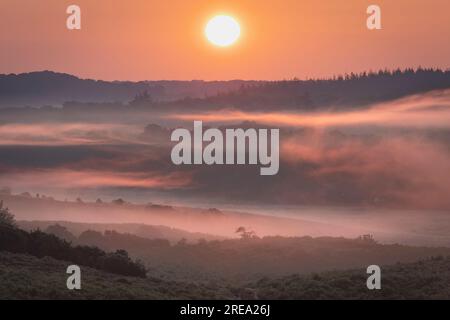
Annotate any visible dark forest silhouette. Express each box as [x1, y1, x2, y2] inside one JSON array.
[[0, 68, 449, 111]]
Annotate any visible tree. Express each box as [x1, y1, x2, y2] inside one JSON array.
[[129, 90, 153, 107], [0, 201, 16, 228], [235, 226, 258, 240], [357, 234, 377, 244]]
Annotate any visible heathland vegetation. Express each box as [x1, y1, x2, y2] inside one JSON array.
[[1, 203, 450, 299], [1, 251, 449, 299], [0, 201, 146, 278]]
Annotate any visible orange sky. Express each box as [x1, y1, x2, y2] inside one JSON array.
[[0, 0, 449, 80]]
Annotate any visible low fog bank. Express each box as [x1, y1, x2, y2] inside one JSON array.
[[1, 89, 449, 210], [1, 193, 449, 247], [0, 87, 449, 248]]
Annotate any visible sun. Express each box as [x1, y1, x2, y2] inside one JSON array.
[[205, 15, 241, 47]]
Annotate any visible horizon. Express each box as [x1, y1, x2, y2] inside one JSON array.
[[2, 67, 449, 83]]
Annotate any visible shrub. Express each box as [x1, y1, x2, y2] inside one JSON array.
[[0, 201, 16, 228], [0, 208, 146, 278]]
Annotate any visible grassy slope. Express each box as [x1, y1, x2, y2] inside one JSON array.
[[0, 252, 231, 300], [251, 256, 450, 300], [1, 251, 450, 300]]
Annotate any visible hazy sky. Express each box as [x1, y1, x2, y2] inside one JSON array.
[[0, 0, 449, 80]]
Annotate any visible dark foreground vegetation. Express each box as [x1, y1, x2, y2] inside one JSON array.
[[0, 252, 223, 300], [0, 202, 146, 278], [250, 255, 450, 300], [1, 251, 449, 300]]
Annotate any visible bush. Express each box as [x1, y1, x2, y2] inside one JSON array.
[[0, 225, 28, 253], [0, 209, 146, 278], [0, 201, 16, 228], [100, 250, 147, 278]]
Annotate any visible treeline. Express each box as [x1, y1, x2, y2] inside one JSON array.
[[6, 68, 448, 114], [45, 223, 450, 282], [0, 202, 146, 278], [183, 68, 450, 110], [101, 67, 449, 111]]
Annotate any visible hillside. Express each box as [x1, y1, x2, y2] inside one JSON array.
[[1, 251, 449, 299], [18, 220, 225, 244], [0, 193, 352, 240], [0, 71, 255, 108], [28, 222, 450, 283], [85, 234, 450, 282], [250, 256, 450, 300], [0, 252, 228, 300]]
